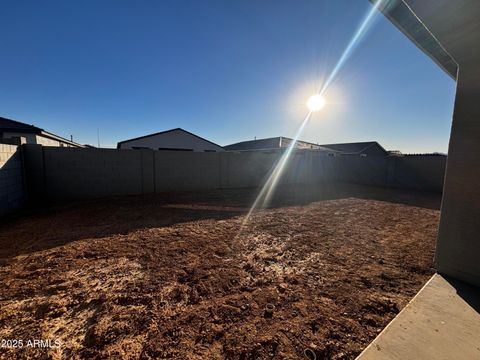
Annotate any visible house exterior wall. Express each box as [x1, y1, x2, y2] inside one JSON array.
[[436, 70, 480, 286], [388, 0, 480, 287], [36, 135, 63, 147], [37, 135, 64, 147], [2, 131, 78, 147], [118, 130, 224, 152], [0, 144, 25, 216], [3, 132, 37, 144]]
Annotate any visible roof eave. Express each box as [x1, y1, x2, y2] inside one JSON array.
[[369, 0, 458, 80], [40, 130, 85, 147]]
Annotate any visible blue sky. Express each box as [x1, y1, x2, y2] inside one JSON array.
[[0, 0, 456, 152]]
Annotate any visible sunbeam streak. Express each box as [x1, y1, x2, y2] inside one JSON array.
[[240, 0, 384, 231], [242, 111, 313, 227], [319, 0, 383, 95]]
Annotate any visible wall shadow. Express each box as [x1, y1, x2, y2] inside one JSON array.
[[443, 275, 480, 314], [0, 146, 25, 217], [0, 182, 442, 262]]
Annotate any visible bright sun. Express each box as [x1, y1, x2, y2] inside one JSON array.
[[306, 94, 326, 112]]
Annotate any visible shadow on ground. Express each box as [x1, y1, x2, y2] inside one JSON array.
[[0, 182, 441, 359], [0, 182, 441, 261], [443, 275, 480, 314]]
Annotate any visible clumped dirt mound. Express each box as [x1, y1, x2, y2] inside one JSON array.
[[0, 188, 439, 359]]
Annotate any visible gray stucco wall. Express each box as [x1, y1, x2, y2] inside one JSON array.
[[21, 146, 446, 203], [0, 144, 25, 216]]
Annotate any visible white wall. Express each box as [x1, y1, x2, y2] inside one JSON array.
[[118, 129, 224, 152]]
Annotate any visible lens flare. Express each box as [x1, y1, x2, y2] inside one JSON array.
[[319, 0, 383, 95], [307, 94, 326, 112], [241, 110, 313, 228], [238, 0, 384, 234]]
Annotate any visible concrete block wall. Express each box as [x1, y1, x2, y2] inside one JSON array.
[[334, 155, 446, 192], [154, 151, 222, 191], [0, 144, 25, 216], [221, 151, 279, 188], [21, 145, 447, 203], [22, 144, 46, 202], [22, 145, 146, 201], [282, 152, 312, 184], [44, 147, 144, 200], [391, 156, 446, 192], [140, 149, 155, 193], [335, 156, 390, 187]]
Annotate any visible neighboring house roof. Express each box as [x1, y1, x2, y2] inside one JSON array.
[[224, 136, 337, 152], [0, 116, 43, 133], [0, 116, 84, 147], [320, 141, 388, 155], [404, 152, 447, 157], [224, 137, 282, 151], [116, 128, 224, 150]]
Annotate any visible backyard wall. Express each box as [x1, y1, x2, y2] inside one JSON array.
[[389, 155, 447, 192], [23, 145, 145, 201], [0, 144, 25, 216], [21, 145, 446, 202], [334, 155, 447, 192]]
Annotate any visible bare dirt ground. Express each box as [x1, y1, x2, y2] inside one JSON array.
[[0, 184, 440, 359]]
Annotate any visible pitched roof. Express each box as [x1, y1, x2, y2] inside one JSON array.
[[0, 116, 43, 133], [224, 137, 282, 151], [116, 128, 224, 150], [320, 141, 388, 155], [224, 136, 336, 152]]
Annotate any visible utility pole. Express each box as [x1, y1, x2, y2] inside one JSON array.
[[97, 128, 100, 148]]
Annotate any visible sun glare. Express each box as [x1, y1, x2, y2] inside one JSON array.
[[307, 94, 326, 112]]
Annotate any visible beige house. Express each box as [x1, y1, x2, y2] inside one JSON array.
[[117, 128, 224, 152], [0, 116, 84, 147]]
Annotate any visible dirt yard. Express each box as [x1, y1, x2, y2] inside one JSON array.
[[0, 184, 440, 359]]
